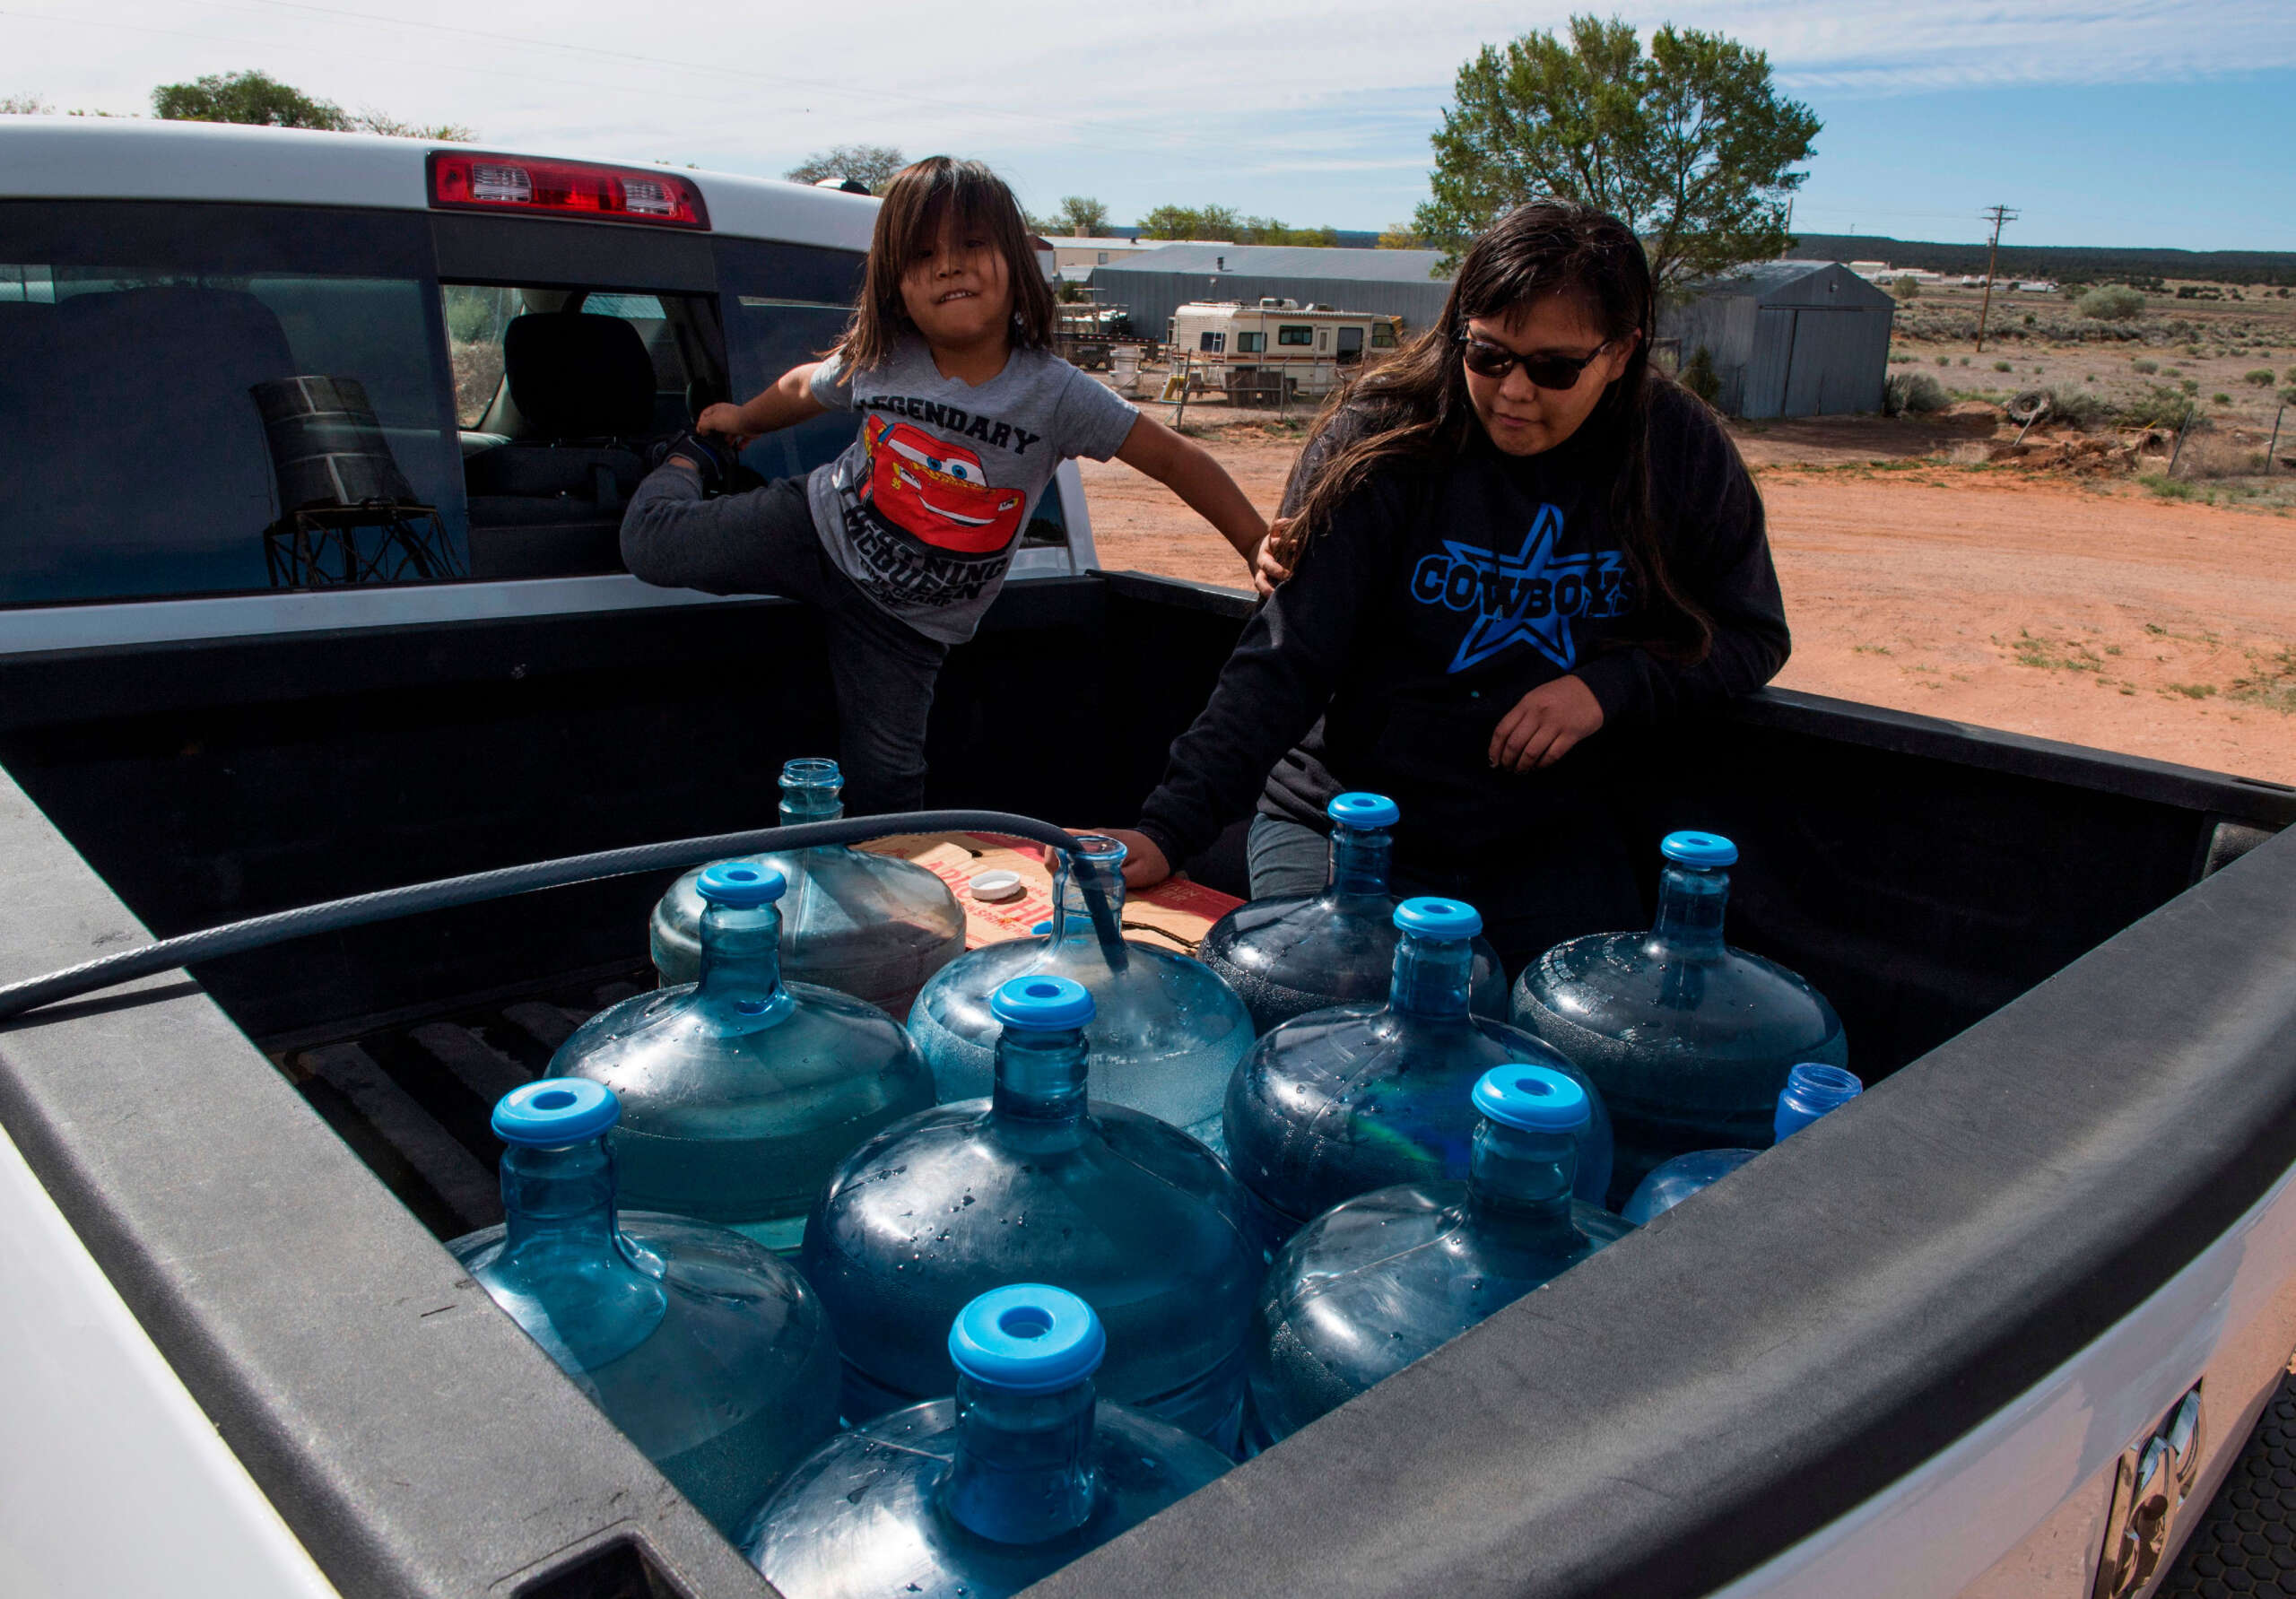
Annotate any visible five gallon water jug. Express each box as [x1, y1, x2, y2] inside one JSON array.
[[1223, 897, 1613, 1236], [1622, 1062, 1864, 1223], [448, 1079, 840, 1537], [908, 833, 1252, 1148], [743, 1285, 1230, 1599], [803, 974, 1259, 1448], [650, 757, 965, 1014], [558, 861, 935, 1250], [1249, 1065, 1631, 1443], [1510, 830, 1850, 1203], [1197, 792, 1508, 1034]]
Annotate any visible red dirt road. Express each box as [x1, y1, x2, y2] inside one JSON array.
[[1078, 434, 2296, 786]]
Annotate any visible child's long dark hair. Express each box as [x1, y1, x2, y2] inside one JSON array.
[[839, 156, 1056, 372], [1287, 199, 1713, 662]]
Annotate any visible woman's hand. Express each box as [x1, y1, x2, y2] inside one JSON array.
[[1489, 674, 1605, 771], [1252, 516, 1298, 596], [1078, 828, 1172, 890]]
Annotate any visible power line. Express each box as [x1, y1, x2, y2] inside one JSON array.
[[1973, 203, 2019, 353]]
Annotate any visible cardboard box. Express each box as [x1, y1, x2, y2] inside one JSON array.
[[860, 831, 1241, 953]]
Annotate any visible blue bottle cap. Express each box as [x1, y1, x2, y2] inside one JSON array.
[[1472, 1065, 1590, 1133], [1660, 830, 1738, 868], [1327, 791, 1400, 830], [949, 1284, 1107, 1394], [697, 860, 787, 908], [1394, 895, 1482, 941], [492, 1078, 619, 1146], [989, 974, 1095, 1030]]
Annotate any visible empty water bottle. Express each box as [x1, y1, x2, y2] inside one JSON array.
[[742, 1285, 1230, 1599], [909, 833, 1251, 1148], [448, 1079, 840, 1538], [558, 860, 935, 1251], [1511, 831, 1850, 1204], [650, 757, 965, 1014], [1223, 897, 1613, 1236], [803, 974, 1259, 1448], [1197, 793, 1507, 1034], [1622, 1062, 1864, 1223], [1250, 1065, 1631, 1442]]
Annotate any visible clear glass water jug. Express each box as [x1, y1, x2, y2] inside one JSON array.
[[1223, 896, 1614, 1237], [447, 1079, 840, 1537], [650, 757, 965, 1015], [1622, 1061, 1864, 1223], [1196, 792, 1507, 1033], [1510, 830, 1850, 1204], [803, 974, 1259, 1450], [558, 859, 935, 1250], [1249, 1065, 1631, 1442], [741, 1284, 1231, 1599], [908, 833, 1252, 1148]]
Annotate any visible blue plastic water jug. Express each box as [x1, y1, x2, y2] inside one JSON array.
[[1248, 1065, 1631, 1443], [803, 974, 1259, 1449], [1196, 792, 1508, 1033], [742, 1284, 1231, 1599], [447, 1079, 840, 1537], [1622, 1062, 1864, 1223], [650, 758, 965, 1014], [1510, 831, 1850, 1204], [558, 860, 935, 1250], [908, 833, 1251, 1149], [1223, 897, 1613, 1236]]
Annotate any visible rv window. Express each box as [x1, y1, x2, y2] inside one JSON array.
[[1236, 332, 1265, 354], [1277, 325, 1314, 346], [1370, 322, 1397, 348], [1317, 329, 1328, 351], [0, 202, 465, 604], [1198, 330, 1225, 353], [1097, 252, 1109, 265]]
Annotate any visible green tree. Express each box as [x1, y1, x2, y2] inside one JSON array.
[[1891, 274, 1921, 300], [1378, 221, 1428, 249], [785, 143, 908, 194], [1044, 196, 1110, 236], [153, 70, 351, 129], [1138, 204, 1239, 240], [1413, 15, 1820, 288], [0, 93, 52, 115]]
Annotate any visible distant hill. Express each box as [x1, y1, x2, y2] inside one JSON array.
[[1787, 232, 2296, 286]]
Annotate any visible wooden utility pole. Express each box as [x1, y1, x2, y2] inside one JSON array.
[[1973, 204, 2019, 353]]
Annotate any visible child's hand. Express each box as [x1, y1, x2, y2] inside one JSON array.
[[1253, 517, 1298, 596], [697, 402, 752, 444], [1488, 675, 1605, 771]]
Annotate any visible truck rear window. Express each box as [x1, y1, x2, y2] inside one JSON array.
[[0, 203, 465, 605]]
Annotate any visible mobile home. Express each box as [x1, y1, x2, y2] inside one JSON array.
[[1168, 299, 1402, 403]]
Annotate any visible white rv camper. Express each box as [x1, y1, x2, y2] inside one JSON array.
[[1167, 299, 1403, 404]]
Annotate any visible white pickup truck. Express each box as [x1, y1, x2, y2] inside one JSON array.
[[2, 116, 2293, 1599]]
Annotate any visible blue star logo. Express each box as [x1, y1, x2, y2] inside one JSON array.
[[1409, 505, 1629, 673]]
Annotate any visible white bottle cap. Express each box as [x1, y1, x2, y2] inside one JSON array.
[[970, 869, 1025, 902]]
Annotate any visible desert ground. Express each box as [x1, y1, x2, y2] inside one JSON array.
[[1078, 404, 2296, 786]]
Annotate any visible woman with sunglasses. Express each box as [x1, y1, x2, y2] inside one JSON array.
[[1100, 199, 1791, 974]]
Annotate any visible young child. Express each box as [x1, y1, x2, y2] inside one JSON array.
[[621, 155, 1272, 814]]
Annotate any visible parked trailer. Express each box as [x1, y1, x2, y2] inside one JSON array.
[[4, 116, 2296, 1599], [1168, 299, 1402, 404]]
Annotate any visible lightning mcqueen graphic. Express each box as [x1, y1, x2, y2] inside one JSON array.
[[857, 415, 1028, 553]]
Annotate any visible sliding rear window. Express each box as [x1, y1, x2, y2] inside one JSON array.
[[0, 202, 465, 606]]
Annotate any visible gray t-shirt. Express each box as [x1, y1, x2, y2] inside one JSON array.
[[804, 337, 1139, 643]]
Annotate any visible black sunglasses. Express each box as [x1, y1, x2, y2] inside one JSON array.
[[1457, 334, 1612, 389]]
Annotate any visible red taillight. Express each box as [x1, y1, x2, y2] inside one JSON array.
[[427, 152, 710, 230]]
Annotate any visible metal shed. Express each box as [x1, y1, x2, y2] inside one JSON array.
[[1659, 260, 1896, 418], [1087, 244, 1452, 341]]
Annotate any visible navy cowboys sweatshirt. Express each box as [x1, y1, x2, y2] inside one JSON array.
[[1135, 384, 1790, 870]]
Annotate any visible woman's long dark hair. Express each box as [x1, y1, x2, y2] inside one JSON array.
[[1286, 199, 1713, 662], [839, 156, 1056, 372]]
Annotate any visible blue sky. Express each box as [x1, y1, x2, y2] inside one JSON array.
[[3, 0, 2289, 252]]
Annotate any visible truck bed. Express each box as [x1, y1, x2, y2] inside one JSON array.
[[3, 569, 2292, 1597]]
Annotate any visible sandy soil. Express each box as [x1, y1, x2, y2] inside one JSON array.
[[1079, 421, 2296, 786]]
